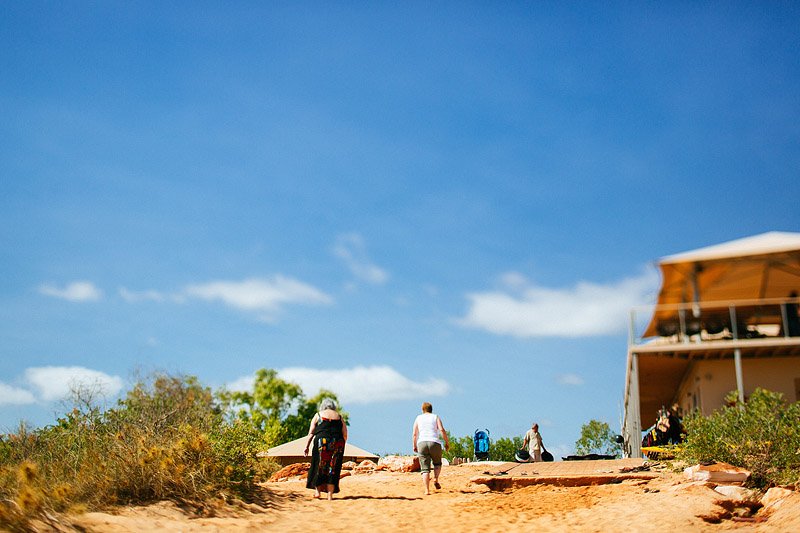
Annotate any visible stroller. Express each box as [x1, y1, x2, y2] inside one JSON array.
[[474, 428, 490, 461]]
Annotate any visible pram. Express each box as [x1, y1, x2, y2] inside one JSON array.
[[474, 428, 490, 461]]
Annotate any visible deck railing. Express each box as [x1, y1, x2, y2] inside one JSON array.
[[628, 296, 800, 347]]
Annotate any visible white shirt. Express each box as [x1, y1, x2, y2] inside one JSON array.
[[415, 412, 444, 446]]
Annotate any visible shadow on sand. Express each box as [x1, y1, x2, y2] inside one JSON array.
[[336, 495, 423, 501]]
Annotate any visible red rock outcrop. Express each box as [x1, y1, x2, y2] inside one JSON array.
[[378, 455, 420, 472]]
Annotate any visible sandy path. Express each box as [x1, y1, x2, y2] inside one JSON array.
[[71, 463, 800, 532]]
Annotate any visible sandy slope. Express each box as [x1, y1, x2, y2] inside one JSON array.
[[69, 462, 800, 532]]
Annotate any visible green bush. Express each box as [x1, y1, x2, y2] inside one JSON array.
[[441, 432, 523, 462], [442, 432, 473, 462], [0, 373, 277, 531], [491, 436, 525, 462], [677, 388, 800, 487]]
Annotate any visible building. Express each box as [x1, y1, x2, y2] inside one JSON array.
[[258, 436, 379, 466], [622, 232, 800, 458]]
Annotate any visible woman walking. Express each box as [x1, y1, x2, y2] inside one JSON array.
[[412, 402, 449, 495], [304, 398, 347, 500]]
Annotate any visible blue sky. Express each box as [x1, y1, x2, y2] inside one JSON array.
[[2, 2, 799, 457]]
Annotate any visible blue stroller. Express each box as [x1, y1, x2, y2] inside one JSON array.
[[474, 428, 490, 461]]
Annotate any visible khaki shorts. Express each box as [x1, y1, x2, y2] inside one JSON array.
[[417, 441, 443, 473]]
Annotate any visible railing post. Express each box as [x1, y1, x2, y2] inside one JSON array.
[[729, 304, 745, 404], [729, 305, 738, 340], [679, 307, 688, 343], [781, 301, 790, 338]]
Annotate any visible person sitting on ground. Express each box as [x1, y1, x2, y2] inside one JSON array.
[[412, 402, 449, 496]]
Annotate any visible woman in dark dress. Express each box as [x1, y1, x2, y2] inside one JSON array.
[[303, 398, 347, 500]]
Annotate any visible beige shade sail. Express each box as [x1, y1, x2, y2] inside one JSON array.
[[643, 232, 800, 337], [259, 436, 378, 464]]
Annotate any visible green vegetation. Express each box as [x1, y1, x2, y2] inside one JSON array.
[[217, 368, 345, 444], [575, 419, 622, 456], [677, 388, 800, 488], [442, 431, 523, 462], [490, 436, 525, 462], [0, 369, 341, 530], [443, 432, 473, 462]]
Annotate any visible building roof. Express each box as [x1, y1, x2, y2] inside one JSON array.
[[264, 436, 378, 459], [643, 231, 800, 337], [660, 231, 800, 264]]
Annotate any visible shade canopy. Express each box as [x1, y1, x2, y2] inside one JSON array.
[[644, 232, 800, 337], [261, 436, 378, 465]]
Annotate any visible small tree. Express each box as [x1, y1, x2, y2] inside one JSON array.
[[218, 369, 303, 432], [575, 419, 621, 456], [217, 369, 345, 446], [282, 389, 347, 442]]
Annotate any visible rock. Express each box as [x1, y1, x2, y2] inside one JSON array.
[[378, 455, 420, 472], [355, 460, 377, 473], [668, 480, 716, 492], [697, 510, 732, 524], [341, 461, 358, 470], [714, 485, 758, 501], [684, 462, 750, 483], [761, 487, 795, 510], [269, 462, 310, 481]]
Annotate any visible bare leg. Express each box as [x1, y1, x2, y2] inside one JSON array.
[[421, 472, 431, 495], [433, 465, 442, 489], [327, 484, 334, 500]]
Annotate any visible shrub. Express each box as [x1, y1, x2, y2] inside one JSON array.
[[491, 436, 525, 462], [442, 432, 473, 462], [0, 373, 276, 531], [677, 388, 800, 487], [441, 432, 523, 462]]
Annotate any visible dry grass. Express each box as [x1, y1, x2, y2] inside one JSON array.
[[0, 374, 281, 531]]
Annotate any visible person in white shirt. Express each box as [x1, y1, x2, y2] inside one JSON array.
[[522, 422, 543, 462], [412, 402, 450, 495]]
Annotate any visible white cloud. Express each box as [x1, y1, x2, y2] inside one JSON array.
[[183, 276, 333, 316], [38, 281, 102, 302], [119, 287, 166, 302], [24, 366, 124, 402], [557, 373, 585, 386], [0, 383, 36, 406], [225, 374, 255, 392], [456, 268, 658, 338], [227, 366, 449, 405], [333, 233, 389, 285], [280, 366, 449, 404]]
